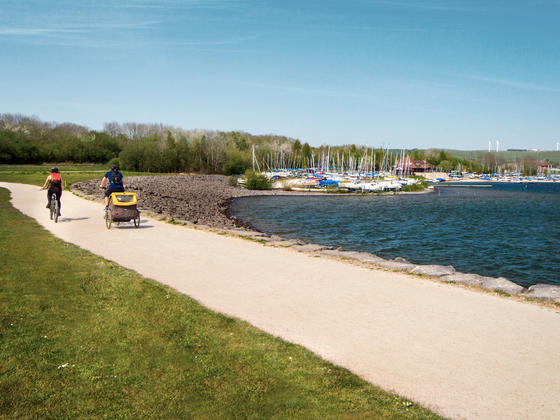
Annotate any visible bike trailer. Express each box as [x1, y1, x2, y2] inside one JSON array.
[[110, 192, 138, 207], [108, 192, 140, 225]]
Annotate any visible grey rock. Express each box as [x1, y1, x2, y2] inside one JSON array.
[[374, 260, 416, 271], [525, 284, 560, 302], [319, 249, 386, 265], [234, 231, 268, 239], [358, 255, 388, 265], [267, 240, 301, 247], [393, 257, 410, 263], [319, 249, 360, 259], [319, 249, 345, 258], [441, 273, 486, 287], [410, 265, 456, 277], [293, 244, 329, 252], [480, 277, 525, 296]]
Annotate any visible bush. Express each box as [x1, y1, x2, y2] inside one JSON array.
[[402, 181, 429, 192], [244, 170, 271, 190], [107, 157, 121, 168]]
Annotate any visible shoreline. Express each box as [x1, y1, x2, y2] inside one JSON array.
[[72, 175, 560, 305]]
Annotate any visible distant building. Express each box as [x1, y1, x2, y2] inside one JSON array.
[[411, 159, 436, 173], [507, 148, 528, 152], [537, 160, 552, 174], [395, 157, 436, 174]]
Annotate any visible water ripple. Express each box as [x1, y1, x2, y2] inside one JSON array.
[[230, 183, 560, 287]]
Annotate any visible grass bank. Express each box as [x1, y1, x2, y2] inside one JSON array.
[[0, 187, 444, 419], [0, 164, 169, 189]]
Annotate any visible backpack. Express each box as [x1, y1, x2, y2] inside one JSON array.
[[50, 173, 62, 187], [111, 171, 122, 185]]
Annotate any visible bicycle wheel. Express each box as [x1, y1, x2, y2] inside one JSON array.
[[133, 213, 140, 228], [50, 194, 56, 220], [105, 209, 112, 229], [53, 199, 59, 223]]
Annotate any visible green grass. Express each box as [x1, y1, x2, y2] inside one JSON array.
[[0, 187, 445, 419], [0, 164, 170, 189]]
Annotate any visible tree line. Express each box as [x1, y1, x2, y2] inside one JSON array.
[[0, 114, 552, 175], [0, 114, 300, 174]]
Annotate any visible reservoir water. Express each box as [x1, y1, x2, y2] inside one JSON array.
[[230, 183, 560, 288]]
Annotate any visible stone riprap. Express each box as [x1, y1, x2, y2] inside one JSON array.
[[525, 284, 560, 302], [442, 273, 526, 296], [292, 244, 330, 252], [441, 273, 486, 287], [374, 259, 417, 272], [410, 265, 456, 277], [480, 277, 526, 296]]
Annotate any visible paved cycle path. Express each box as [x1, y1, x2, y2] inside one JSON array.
[[3, 182, 560, 420]]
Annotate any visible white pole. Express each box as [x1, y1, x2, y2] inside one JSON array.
[[557, 142, 559, 151], [488, 140, 491, 153], [496, 140, 499, 153]]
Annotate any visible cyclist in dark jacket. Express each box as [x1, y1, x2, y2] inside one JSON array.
[[41, 167, 62, 216], [100, 164, 125, 210]]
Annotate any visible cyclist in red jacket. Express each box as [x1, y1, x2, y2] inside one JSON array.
[[41, 167, 62, 216]]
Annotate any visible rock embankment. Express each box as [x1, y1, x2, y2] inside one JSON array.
[[73, 175, 287, 230]]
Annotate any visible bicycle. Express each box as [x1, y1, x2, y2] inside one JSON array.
[[49, 192, 59, 223]]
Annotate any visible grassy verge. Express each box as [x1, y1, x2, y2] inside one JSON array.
[[0, 187, 444, 419], [0, 164, 170, 189]]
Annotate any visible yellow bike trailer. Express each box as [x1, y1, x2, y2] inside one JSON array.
[[105, 192, 140, 229]]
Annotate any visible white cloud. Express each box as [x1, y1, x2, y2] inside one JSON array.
[[367, 0, 479, 12], [459, 74, 560, 93], [0, 28, 87, 36]]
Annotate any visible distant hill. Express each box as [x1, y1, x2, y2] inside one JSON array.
[[444, 150, 560, 166]]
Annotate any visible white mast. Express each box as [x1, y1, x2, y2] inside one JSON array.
[[496, 140, 499, 153], [489, 140, 491, 153]]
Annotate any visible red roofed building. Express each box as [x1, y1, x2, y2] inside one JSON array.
[[537, 160, 552, 174], [394, 157, 436, 175]]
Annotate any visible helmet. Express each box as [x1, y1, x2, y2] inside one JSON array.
[[110, 164, 118, 171], [51, 167, 59, 173]]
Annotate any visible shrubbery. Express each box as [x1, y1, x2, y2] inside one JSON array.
[[244, 170, 271, 190], [402, 181, 429, 192]]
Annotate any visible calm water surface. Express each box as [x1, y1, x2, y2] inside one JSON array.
[[230, 183, 560, 287]]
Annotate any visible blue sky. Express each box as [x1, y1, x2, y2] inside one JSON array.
[[1, 0, 559, 149]]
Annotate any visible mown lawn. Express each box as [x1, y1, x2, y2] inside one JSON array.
[[0, 186, 445, 419], [0, 164, 169, 188]]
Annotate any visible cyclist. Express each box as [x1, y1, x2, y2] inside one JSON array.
[[41, 167, 62, 216], [100, 164, 124, 210]]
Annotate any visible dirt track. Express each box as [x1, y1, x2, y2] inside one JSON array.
[[3, 181, 560, 420]]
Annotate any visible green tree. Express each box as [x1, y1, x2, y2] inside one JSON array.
[[223, 152, 248, 175], [301, 142, 311, 167]]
